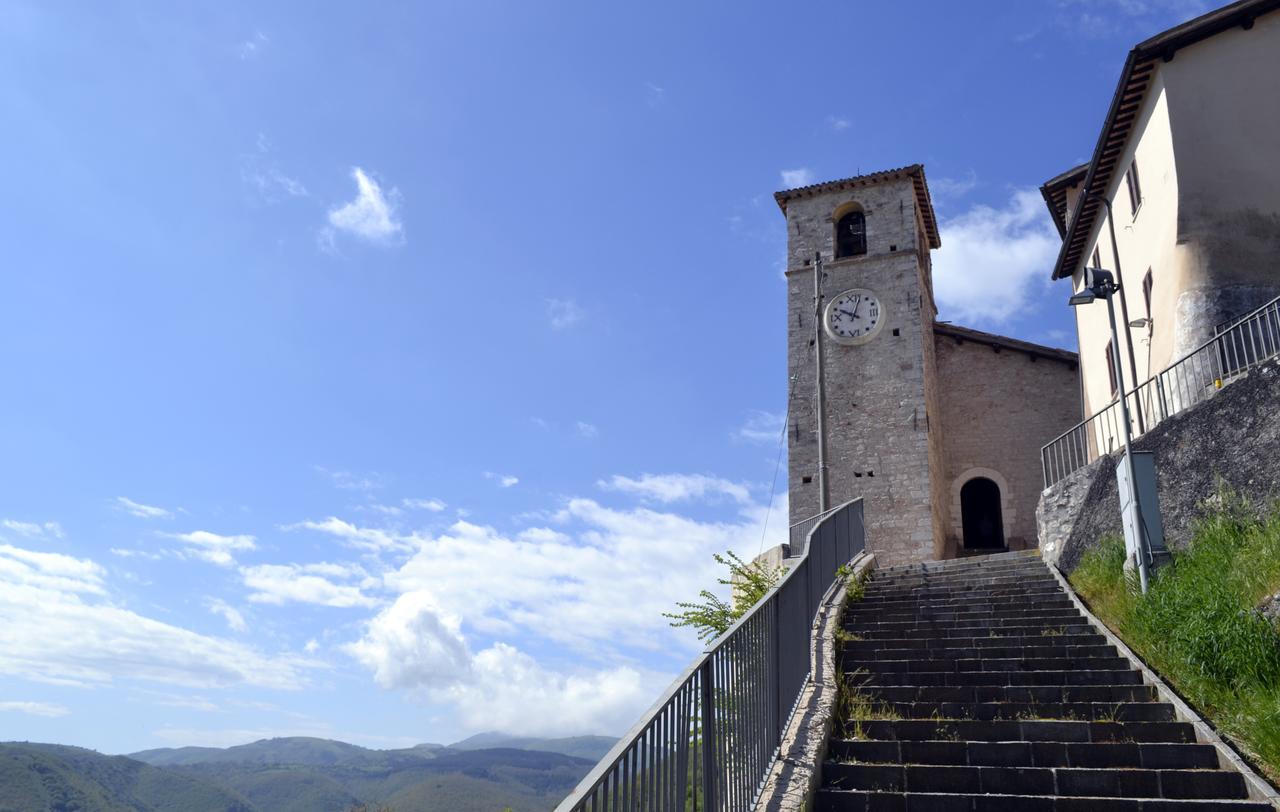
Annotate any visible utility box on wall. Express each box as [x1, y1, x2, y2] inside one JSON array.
[[1116, 451, 1169, 571]]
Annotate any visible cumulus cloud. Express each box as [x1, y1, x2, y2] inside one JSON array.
[[162, 530, 257, 568], [0, 544, 302, 689], [0, 700, 70, 718], [345, 488, 785, 734], [242, 562, 377, 608], [598, 473, 751, 505], [324, 167, 403, 246], [1, 519, 64, 539], [576, 421, 599, 439], [780, 168, 814, 188], [734, 410, 785, 445], [546, 298, 584, 330], [207, 599, 247, 633], [826, 116, 850, 131], [403, 498, 446, 512], [931, 188, 1059, 323], [115, 497, 172, 519], [347, 590, 472, 689]]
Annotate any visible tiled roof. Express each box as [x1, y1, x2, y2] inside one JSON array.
[[934, 322, 1078, 365], [774, 164, 941, 249]]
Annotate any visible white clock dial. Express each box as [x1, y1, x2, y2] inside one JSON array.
[[824, 289, 886, 345]]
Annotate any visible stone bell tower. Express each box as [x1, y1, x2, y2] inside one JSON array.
[[778, 165, 946, 566]]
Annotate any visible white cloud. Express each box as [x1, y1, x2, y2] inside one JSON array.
[[930, 170, 979, 201], [285, 517, 408, 553], [780, 168, 815, 189], [546, 298, 584, 330], [598, 473, 751, 505], [162, 530, 257, 568], [347, 590, 472, 689], [932, 188, 1060, 323], [350, 487, 787, 734], [304, 639, 320, 654], [238, 30, 269, 60], [0, 700, 70, 718], [115, 497, 172, 520], [1, 519, 64, 539], [242, 163, 307, 202], [484, 472, 519, 488], [403, 497, 446, 512], [242, 563, 377, 608], [325, 167, 403, 246], [207, 599, 247, 633], [316, 466, 383, 492], [827, 116, 850, 131], [576, 421, 599, 439], [0, 544, 303, 690], [734, 410, 785, 445]]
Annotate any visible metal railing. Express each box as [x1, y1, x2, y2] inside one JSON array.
[[1042, 294, 1280, 487], [556, 498, 866, 812], [787, 505, 841, 555]]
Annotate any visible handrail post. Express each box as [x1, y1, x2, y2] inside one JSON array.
[[700, 660, 717, 810]]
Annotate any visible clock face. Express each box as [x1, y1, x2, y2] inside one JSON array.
[[824, 289, 886, 345]]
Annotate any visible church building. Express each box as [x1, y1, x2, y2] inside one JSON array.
[[779, 166, 1081, 566]]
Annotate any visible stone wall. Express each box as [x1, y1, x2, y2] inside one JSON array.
[[1038, 357, 1280, 573], [935, 333, 1080, 556]]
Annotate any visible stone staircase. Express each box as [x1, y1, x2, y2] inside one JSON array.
[[817, 550, 1271, 810]]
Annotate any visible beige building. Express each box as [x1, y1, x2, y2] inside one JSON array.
[[779, 167, 1080, 566], [1042, 0, 1280, 459]]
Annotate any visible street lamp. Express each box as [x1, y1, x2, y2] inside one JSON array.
[[1069, 268, 1164, 593]]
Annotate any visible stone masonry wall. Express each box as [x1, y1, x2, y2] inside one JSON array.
[[785, 175, 937, 566], [935, 335, 1080, 556], [1038, 357, 1280, 573]]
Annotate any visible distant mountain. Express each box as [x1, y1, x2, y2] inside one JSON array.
[[131, 736, 447, 769], [0, 742, 252, 812], [448, 732, 616, 762], [0, 734, 612, 811]]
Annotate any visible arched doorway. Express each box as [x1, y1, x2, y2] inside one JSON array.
[[961, 477, 1005, 550]]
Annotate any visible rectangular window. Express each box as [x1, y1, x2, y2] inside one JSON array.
[[1142, 269, 1153, 315], [1105, 340, 1119, 397], [1125, 159, 1142, 215]]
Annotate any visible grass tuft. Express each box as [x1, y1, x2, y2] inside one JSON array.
[[1069, 490, 1280, 780]]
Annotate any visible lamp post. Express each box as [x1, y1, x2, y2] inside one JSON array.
[[1069, 268, 1154, 593]]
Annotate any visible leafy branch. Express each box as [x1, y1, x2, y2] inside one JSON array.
[[664, 551, 783, 641]]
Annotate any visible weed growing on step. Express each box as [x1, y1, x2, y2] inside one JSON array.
[[1070, 491, 1280, 780], [836, 667, 900, 740], [833, 627, 864, 644], [1041, 627, 1065, 637], [837, 563, 868, 602]]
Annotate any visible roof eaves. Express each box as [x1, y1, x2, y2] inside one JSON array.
[[1050, 0, 1280, 281]]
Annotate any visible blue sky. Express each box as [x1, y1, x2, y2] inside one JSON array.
[[0, 0, 1211, 754]]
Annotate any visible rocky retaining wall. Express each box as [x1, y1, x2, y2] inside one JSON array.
[[1038, 357, 1280, 573]]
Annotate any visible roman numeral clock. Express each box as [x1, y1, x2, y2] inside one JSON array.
[[824, 288, 885, 345]]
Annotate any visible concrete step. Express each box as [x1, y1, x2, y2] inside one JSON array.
[[866, 576, 1060, 594], [846, 719, 1196, 744], [866, 685, 1157, 705], [849, 645, 1120, 662], [822, 763, 1246, 799], [877, 701, 1175, 722], [814, 790, 1270, 810], [860, 669, 1144, 688], [828, 740, 1221, 770], [855, 593, 1072, 609], [853, 655, 1134, 674], [844, 607, 1081, 624], [849, 617, 1092, 635], [843, 633, 1110, 654], [876, 550, 1043, 574]]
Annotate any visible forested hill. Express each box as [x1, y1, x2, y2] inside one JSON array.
[[1, 734, 614, 812]]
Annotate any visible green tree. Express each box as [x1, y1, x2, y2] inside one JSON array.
[[664, 551, 782, 641]]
